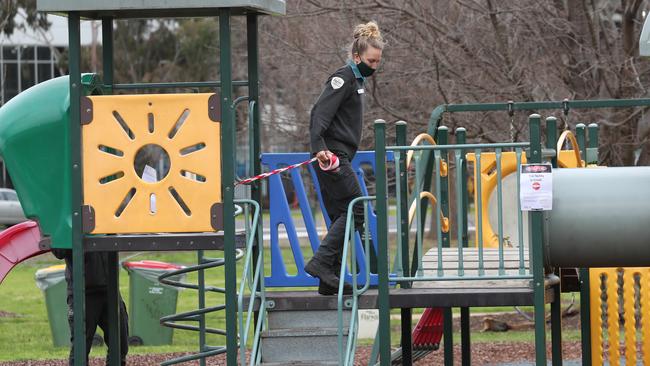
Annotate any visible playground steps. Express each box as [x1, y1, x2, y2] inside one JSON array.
[[260, 308, 350, 364]]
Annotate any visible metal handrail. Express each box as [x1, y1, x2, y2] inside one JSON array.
[[337, 195, 375, 366], [236, 199, 265, 366]]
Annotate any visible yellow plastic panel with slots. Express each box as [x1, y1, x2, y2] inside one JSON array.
[[82, 93, 222, 234]]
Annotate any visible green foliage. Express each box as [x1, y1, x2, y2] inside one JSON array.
[[0, 0, 49, 37]]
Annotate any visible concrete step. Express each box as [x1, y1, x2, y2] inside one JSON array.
[[260, 327, 348, 363], [267, 309, 351, 329]]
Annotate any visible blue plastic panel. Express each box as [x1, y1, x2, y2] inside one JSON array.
[[262, 151, 394, 287]]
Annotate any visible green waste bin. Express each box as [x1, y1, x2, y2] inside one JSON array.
[[123, 260, 185, 346], [35, 264, 70, 347]]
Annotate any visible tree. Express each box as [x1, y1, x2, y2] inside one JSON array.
[[257, 0, 650, 166], [0, 0, 49, 37]]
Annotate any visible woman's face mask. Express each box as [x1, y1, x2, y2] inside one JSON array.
[[355, 47, 382, 77], [357, 61, 375, 77]]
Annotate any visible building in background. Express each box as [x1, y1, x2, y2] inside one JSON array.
[[0, 12, 99, 187]]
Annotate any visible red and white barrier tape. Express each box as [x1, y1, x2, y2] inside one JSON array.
[[235, 154, 339, 186]]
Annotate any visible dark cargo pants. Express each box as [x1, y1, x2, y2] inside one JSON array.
[[312, 155, 365, 273], [67, 290, 129, 366]]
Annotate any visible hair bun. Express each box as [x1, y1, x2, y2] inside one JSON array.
[[354, 21, 382, 41]]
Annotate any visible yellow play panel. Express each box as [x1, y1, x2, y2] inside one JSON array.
[[82, 93, 221, 234], [590, 267, 650, 366]]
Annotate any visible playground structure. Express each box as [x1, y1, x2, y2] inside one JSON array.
[[1, 2, 650, 366]]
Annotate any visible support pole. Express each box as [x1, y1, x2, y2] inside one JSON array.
[[529, 114, 547, 366], [396, 121, 412, 366], [437, 127, 453, 366], [247, 12, 263, 339], [545, 117, 562, 366], [587, 123, 599, 165], [220, 9, 238, 366], [443, 308, 454, 366], [576, 121, 591, 366], [456, 128, 471, 366], [578, 123, 598, 366], [374, 120, 391, 366], [460, 307, 470, 366], [579, 269, 591, 366], [102, 17, 122, 366], [575, 124, 587, 164], [68, 11, 87, 366]]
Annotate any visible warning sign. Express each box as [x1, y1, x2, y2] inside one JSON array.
[[519, 164, 553, 211]]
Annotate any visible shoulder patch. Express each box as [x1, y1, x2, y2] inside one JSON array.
[[331, 76, 345, 90]]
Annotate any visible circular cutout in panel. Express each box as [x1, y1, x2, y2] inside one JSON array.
[[134, 144, 171, 182]]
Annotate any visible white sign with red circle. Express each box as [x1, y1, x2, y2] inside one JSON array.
[[519, 163, 553, 211]]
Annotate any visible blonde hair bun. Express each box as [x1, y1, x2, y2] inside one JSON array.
[[354, 21, 382, 41]]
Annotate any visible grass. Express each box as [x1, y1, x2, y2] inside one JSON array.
[[0, 247, 583, 362]]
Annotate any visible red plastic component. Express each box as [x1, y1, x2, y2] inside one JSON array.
[[0, 220, 46, 284], [412, 307, 444, 348], [123, 260, 183, 271]]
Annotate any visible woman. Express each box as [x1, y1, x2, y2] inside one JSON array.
[[305, 21, 384, 295]]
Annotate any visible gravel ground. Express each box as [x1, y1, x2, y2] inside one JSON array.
[[0, 342, 583, 366], [0, 311, 584, 365]]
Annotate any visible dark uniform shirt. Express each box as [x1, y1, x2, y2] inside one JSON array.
[[51, 249, 110, 295], [310, 62, 365, 159]]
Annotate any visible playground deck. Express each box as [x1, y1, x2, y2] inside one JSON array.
[[255, 247, 550, 312], [418, 247, 531, 288]]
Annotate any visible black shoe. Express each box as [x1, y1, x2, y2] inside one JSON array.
[[318, 281, 354, 296], [305, 258, 339, 288]]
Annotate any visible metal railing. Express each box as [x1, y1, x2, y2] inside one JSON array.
[[337, 195, 375, 366], [236, 199, 265, 366], [157, 202, 249, 365], [390, 139, 533, 283], [370, 116, 551, 365]]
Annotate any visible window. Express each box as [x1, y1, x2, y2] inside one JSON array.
[[3, 191, 17, 201], [1, 45, 60, 105]]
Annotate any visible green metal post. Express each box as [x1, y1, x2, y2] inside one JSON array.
[[246, 13, 263, 333], [68, 12, 87, 366], [455, 128, 469, 248], [575, 124, 586, 164], [528, 114, 547, 366], [101, 17, 121, 366], [395, 121, 412, 366], [197, 250, 207, 366], [455, 128, 471, 366], [396, 121, 410, 283], [220, 9, 238, 366], [546, 117, 562, 366], [443, 308, 453, 366], [460, 307, 470, 366], [102, 18, 114, 89], [578, 123, 598, 366], [587, 123, 599, 165], [374, 120, 391, 366], [546, 117, 558, 168], [580, 267, 591, 366], [575, 121, 592, 365], [436, 126, 453, 366], [438, 126, 450, 250]]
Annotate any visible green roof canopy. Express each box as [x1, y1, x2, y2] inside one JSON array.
[[36, 0, 286, 18]]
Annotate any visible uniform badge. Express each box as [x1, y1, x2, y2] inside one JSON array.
[[331, 77, 345, 90]]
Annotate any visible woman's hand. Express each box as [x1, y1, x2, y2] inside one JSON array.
[[316, 150, 333, 164]]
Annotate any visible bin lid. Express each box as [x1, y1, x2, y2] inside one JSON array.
[[35, 264, 66, 276], [122, 260, 183, 271]]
